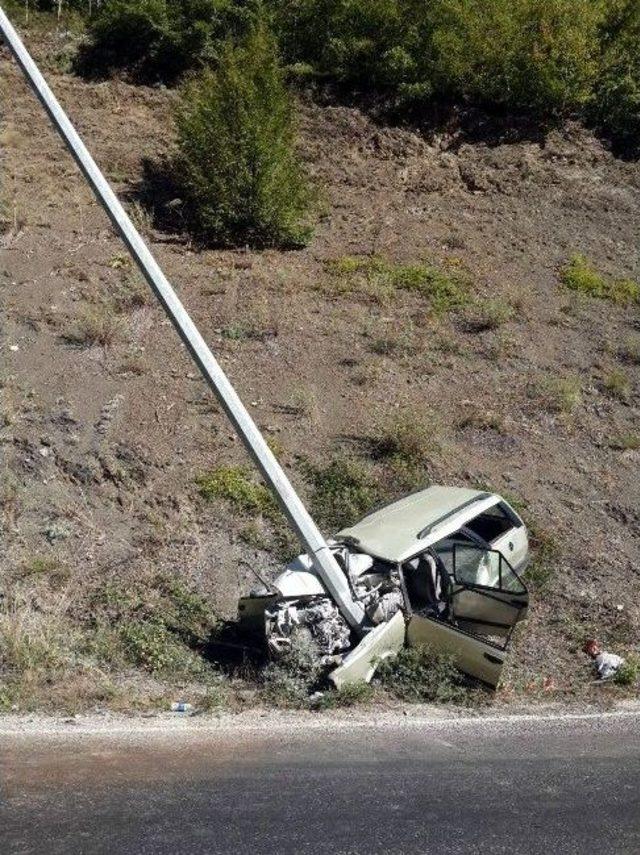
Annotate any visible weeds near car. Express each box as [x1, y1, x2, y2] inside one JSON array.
[[304, 456, 380, 532], [262, 632, 323, 708], [370, 415, 437, 489], [196, 466, 281, 522], [315, 681, 374, 709], [376, 645, 480, 705], [614, 657, 638, 687], [196, 465, 295, 559]]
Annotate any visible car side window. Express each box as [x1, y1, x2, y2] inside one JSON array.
[[431, 531, 475, 576], [464, 503, 515, 544]]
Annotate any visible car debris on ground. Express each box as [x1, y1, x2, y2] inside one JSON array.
[[583, 639, 626, 681]]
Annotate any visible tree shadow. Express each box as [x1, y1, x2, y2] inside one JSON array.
[[123, 156, 189, 243], [298, 79, 637, 154]]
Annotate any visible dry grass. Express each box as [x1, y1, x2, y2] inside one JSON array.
[[462, 298, 514, 332], [534, 375, 582, 414], [62, 305, 123, 347], [604, 368, 631, 401], [112, 273, 150, 312], [618, 335, 640, 365]]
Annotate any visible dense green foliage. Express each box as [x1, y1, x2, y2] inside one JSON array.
[[77, 0, 261, 81], [173, 25, 313, 246], [593, 0, 640, 150], [273, 0, 602, 115], [71, 0, 640, 148]]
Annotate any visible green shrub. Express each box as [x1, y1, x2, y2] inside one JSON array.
[[593, 0, 640, 151], [273, 0, 601, 116], [118, 618, 200, 673], [376, 644, 477, 703], [196, 465, 280, 520], [425, 0, 601, 115], [77, 0, 260, 82], [614, 656, 638, 687], [560, 255, 640, 305], [305, 456, 380, 531], [87, 571, 218, 676], [272, 0, 414, 88], [174, 26, 313, 247], [262, 630, 323, 706]]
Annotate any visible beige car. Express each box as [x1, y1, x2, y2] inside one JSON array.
[[240, 486, 530, 689]]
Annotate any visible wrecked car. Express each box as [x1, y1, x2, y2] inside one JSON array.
[[239, 486, 530, 689]]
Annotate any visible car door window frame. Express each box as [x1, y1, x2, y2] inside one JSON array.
[[452, 543, 528, 596]]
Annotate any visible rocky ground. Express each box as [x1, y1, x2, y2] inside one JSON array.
[[1, 20, 639, 712]]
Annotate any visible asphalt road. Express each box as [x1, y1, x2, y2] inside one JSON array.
[[1, 710, 639, 854]]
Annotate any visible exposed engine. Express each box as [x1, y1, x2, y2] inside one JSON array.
[[265, 597, 351, 665], [262, 545, 405, 667]]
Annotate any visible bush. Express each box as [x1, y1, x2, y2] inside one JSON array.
[[78, 0, 261, 82], [271, 0, 414, 88], [174, 25, 313, 247], [560, 254, 640, 305], [262, 630, 323, 706], [273, 0, 601, 116], [425, 0, 601, 115], [376, 644, 476, 703], [305, 456, 380, 531], [614, 656, 638, 687], [196, 465, 280, 519], [593, 0, 640, 152]]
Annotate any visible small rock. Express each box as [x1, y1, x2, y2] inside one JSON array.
[[9, 344, 19, 352]]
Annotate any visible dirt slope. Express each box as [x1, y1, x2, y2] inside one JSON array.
[[1, 28, 639, 709]]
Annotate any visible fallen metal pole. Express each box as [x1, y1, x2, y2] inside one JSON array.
[[0, 5, 366, 630]]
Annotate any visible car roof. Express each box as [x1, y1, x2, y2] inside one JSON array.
[[336, 485, 501, 563]]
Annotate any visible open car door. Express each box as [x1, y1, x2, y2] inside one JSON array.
[[407, 544, 528, 688], [450, 543, 528, 637]]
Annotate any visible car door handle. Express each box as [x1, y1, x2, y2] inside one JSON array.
[[484, 653, 504, 665]]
